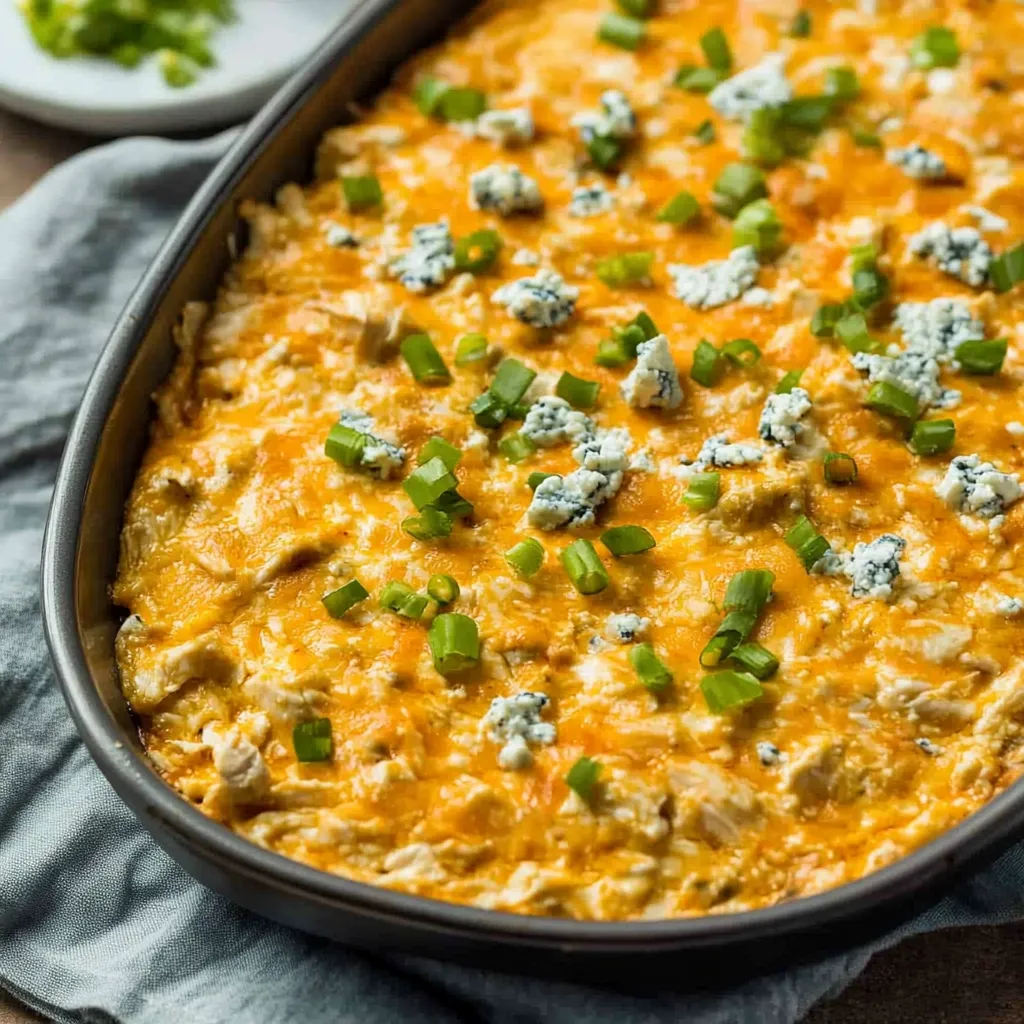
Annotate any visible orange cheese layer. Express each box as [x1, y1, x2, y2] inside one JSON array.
[[114, 0, 1024, 920]]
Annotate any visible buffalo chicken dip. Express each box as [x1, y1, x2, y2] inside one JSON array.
[[114, 0, 1024, 920]]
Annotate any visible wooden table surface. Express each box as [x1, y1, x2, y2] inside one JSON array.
[[2, 105, 1024, 1023]]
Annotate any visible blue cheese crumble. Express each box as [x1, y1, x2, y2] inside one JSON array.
[[491, 270, 579, 327], [886, 143, 947, 181], [851, 351, 961, 410], [935, 454, 1023, 518], [758, 387, 812, 448], [569, 184, 615, 217], [908, 222, 993, 287], [668, 246, 759, 310], [520, 396, 594, 447], [469, 163, 543, 216], [572, 89, 637, 143], [573, 428, 631, 473], [605, 613, 650, 644], [390, 221, 455, 293], [483, 692, 556, 770], [527, 420, 630, 528], [846, 534, 906, 599], [324, 223, 359, 248], [707, 54, 793, 121], [527, 468, 623, 530], [692, 433, 764, 469], [893, 298, 984, 362], [620, 335, 683, 410], [475, 107, 535, 146]]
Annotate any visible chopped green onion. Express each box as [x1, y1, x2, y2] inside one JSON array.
[[598, 12, 645, 50], [596, 251, 654, 288], [701, 670, 764, 714], [910, 26, 959, 70], [866, 380, 919, 421], [729, 642, 779, 680], [293, 718, 333, 762], [682, 472, 720, 511], [789, 9, 812, 37], [498, 432, 537, 464], [472, 358, 537, 428], [454, 229, 502, 274], [434, 489, 474, 520], [402, 457, 458, 510], [724, 569, 775, 614], [955, 338, 1007, 374], [428, 613, 481, 676], [438, 87, 487, 122], [700, 609, 757, 668], [490, 358, 537, 407], [824, 66, 859, 103], [528, 471, 555, 491], [587, 134, 625, 171], [676, 65, 727, 92], [341, 174, 383, 212], [632, 311, 660, 339], [402, 507, 453, 542], [784, 515, 831, 571], [690, 339, 724, 387], [990, 243, 1024, 293], [380, 581, 430, 619], [322, 580, 369, 619], [780, 96, 833, 130], [630, 643, 673, 692], [565, 756, 602, 800], [596, 330, 641, 368], [850, 126, 882, 149], [733, 199, 783, 257], [455, 332, 489, 366], [775, 369, 804, 394], [656, 190, 701, 226], [561, 538, 610, 595], [823, 452, 859, 485], [505, 537, 545, 578], [414, 76, 449, 117], [427, 574, 460, 605], [836, 313, 882, 355], [324, 423, 366, 469], [712, 163, 768, 219], [721, 338, 762, 367], [418, 436, 461, 471], [400, 333, 451, 385], [852, 266, 889, 308], [556, 371, 601, 409], [810, 302, 852, 338], [700, 26, 733, 72], [469, 391, 508, 429], [600, 525, 656, 556], [910, 419, 956, 456], [850, 243, 879, 275], [616, 0, 656, 15], [693, 119, 717, 145], [741, 108, 788, 167]]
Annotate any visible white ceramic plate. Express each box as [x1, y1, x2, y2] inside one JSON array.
[[0, 0, 347, 135]]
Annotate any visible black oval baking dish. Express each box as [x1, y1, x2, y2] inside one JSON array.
[[39, 0, 1024, 984]]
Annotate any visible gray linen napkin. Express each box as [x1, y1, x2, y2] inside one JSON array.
[[3, 134, 1024, 1024]]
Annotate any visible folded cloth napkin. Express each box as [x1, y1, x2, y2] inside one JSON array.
[[5, 134, 1024, 1024]]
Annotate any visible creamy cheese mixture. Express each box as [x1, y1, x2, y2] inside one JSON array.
[[114, 0, 1024, 921]]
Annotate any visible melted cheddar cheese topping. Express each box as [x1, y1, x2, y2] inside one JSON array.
[[115, 0, 1024, 920]]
